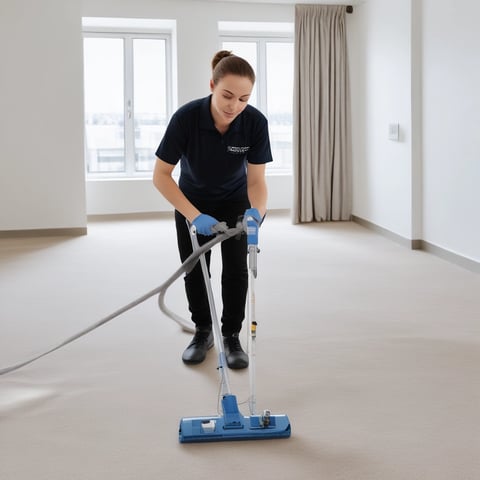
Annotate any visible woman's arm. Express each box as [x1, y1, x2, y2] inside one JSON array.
[[152, 157, 201, 223], [247, 162, 268, 218]]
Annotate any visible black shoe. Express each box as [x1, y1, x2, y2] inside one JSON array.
[[182, 329, 214, 365], [223, 334, 249, 369]]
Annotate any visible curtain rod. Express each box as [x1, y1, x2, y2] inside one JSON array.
[[346, 5, 353, 14]]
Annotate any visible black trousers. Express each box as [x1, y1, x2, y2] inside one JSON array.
[[174, 200, 249, 337]]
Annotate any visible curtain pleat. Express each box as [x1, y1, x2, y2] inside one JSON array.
[[293, 5, 352, 223]]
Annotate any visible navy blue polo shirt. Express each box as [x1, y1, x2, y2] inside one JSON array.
[[155, 95, 273, 204]]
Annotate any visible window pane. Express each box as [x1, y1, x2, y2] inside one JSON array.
[[133, 39, 168, 172], [266, 42, 293, 173], [83, 38, 125, 173], [222, 41, 258, 108]]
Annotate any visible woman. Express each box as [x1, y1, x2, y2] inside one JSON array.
[[153, 50, 272, 369]]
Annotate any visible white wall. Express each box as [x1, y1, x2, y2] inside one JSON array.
[[349, 0, 414, 239], [349, 0, 480, 262], [0, 0, 86, 231], [85, 175, 292, 215], [421, 0, 480, 261]]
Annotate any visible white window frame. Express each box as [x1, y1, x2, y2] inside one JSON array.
[[82, 18, 176, 179], [219, 22, 294, 175]]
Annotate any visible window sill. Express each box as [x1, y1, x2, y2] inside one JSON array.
[[86, 170, 292, 183]]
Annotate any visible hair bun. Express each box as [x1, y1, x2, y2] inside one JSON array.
[[211, 50, 233, 71]]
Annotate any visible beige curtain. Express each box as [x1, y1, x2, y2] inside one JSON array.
[[293, 5, 352, 223]]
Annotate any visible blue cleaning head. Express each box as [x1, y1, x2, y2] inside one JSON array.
[[179, 394, 291, 443]]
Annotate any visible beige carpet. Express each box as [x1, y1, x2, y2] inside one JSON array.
[[1, 212, 479, 480]]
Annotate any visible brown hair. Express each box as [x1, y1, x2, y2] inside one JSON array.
[[211, 50, 256, 86]]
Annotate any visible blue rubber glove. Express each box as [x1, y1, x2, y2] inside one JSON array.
[[192, 213, 220, 236], [244, 208, 262, 225], [243, 208, 262, 246]]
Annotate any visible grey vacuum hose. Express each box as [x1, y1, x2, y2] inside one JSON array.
[[0, 225, 243, 376]]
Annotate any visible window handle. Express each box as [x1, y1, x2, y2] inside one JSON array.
[[127, 99, 132, 119]]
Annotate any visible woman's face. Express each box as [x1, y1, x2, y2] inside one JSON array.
[[210, 74, 253, 129]]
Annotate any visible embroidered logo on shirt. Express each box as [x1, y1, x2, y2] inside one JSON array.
[[227, 146, 250, 154]]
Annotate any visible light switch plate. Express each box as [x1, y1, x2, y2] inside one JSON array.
[[388, 123, 400, 141]]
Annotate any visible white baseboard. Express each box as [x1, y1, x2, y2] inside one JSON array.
[[351, 215, 479, 273]]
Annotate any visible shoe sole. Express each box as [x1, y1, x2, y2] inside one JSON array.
[[227, 361, 249, 370]]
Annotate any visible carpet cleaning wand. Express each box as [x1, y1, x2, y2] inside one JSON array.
[[178, 217, 291, 443], [245, 215, 274, 426], [246, 214, 259, 417], [189, 225, 231, 397]]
